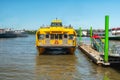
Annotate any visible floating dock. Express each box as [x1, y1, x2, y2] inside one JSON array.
[[78, 15, 120, 66], [78, 43, 120, 66], [78, 43, 110, 66]]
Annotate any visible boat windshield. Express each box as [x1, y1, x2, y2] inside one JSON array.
[[50, 34, 63, 39], [38, 34, 44, 40], [51, 22, 62, 27]]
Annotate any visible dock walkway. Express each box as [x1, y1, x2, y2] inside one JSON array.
[[78, 43, 110, 66]]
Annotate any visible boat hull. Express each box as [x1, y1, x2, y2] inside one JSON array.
[[37, 47, 45, 55], [36, 46, 76, 55], [68, 47, 76, 55], [109, 28, 120, 40], [0, 32, 28, 38], [0, 33, 17, 38], [109, 37, 120, 40]]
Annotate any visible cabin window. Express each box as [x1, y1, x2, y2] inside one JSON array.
[[51, 34, 54, 39], [38, 34, 44, 40], [51, 22, 62, 27], [46, 34, 49, 38], [55, 34, 58, 39], [59, 34, 62, 39], [69, 34, 74, 40], [64, 34, 67, 38]]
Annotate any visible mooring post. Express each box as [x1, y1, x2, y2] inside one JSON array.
[[79, 27, 82, 43], [104, 15, 109, 62], [90, 26, 93, 45]]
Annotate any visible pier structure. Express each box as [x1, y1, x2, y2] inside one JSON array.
[[78, 15, 120, 66]]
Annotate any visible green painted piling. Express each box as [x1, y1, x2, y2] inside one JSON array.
[[104, 15, 109, 62], [90, 27, 93, 45], [79, 27, 82, 42], [103, 75, 109, 80]]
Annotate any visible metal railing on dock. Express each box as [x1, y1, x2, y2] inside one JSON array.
[[78, 16, 120, 66]]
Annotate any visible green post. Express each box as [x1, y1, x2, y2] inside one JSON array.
[[90, 27, 93, 45], [103, 75, 109, 80], [104, 15, 109, 62], [79, 27, 82, 42]]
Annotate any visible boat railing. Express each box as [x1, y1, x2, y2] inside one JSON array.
[[91, 38, 104, 53]]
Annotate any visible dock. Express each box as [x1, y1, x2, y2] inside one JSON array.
[[78, 43, 110, 66], [77, 15, 120, 66]]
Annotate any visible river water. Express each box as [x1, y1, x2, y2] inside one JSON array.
[[0, 35, 120, 80]]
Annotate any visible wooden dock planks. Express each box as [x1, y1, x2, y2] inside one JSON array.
[[78, 44, 110, 65]]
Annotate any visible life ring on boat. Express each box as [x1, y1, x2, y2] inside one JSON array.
[[54, 40, 59, 44]]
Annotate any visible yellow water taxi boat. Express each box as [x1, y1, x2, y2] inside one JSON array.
[[36, 19, 77, 55]]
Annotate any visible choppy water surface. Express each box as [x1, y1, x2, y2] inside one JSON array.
[[0, 36, 120, 80]]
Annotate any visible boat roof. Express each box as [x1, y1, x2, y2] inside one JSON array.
[[51, 19, 62, 23]]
